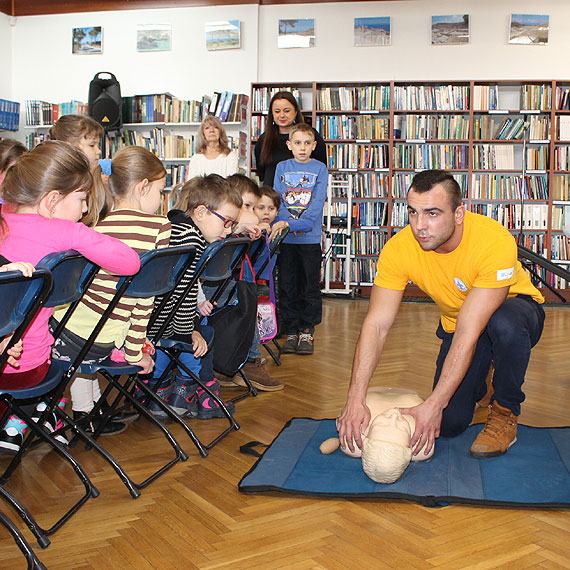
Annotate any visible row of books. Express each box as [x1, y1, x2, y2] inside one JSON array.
[[122, 92, 248, 124], [473, 115, 549, 141], [472, 144, 515, 170], [315, 115, 390, 140], [351, 229, 390, 256], [316, 86, 390, 111], [393, 114, 469, 140], [557, 116, 570, 141], [0, 99, 20, 131], [393, 85, 469, 111], [551, 204, 570, 231], [471, 174, 548, 200], [322, 258, 378, 285], [108, 128, 196, 159], [471, 202, 548, 230], [553, 175, 570, 200], [526, 147, 549, 170], [354, 201, 390, 227], [165, 164, 188, 188], [555, 87, 570, 111], [252, 87, 303, 113], [520, 84, 552, 111], [25, 100, 88, 126], [551, 234, 570, 260], [391, 201, 409, 227], [472, 85, 499, 111], [326, 143, 389, 170], [328, 172, 390, 198], [518, 233, 546, 255], [393, 144, 469, 169]]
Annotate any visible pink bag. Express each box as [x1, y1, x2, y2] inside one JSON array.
[[257, 237, 278, 343]]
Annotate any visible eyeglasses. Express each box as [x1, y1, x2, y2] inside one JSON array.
[[205, 206, 239, 231]]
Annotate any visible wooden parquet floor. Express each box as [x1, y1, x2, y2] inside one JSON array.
[[0, 299, 569, 569]]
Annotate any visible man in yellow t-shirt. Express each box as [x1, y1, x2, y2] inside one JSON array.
[[337, 170, 545, 460]]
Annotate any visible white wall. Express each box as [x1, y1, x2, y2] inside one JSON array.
[[10, 4, 258, 104], [258, 0, 570, 82], [0, 13, 13, 99], [6, 0, 570, 110]]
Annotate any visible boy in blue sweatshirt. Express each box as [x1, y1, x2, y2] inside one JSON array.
[[270, 122, 328, 355]]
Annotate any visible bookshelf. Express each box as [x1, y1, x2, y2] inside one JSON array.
[[251, 80, 570, 294], [24, 92, 249, 216]]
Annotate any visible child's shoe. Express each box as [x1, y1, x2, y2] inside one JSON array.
[[31, 398, 68, 445], [0, 416, 27, 455], [188, 380, 236, 420], [144, 381, 175, 418], [165, 383, 198, 417]]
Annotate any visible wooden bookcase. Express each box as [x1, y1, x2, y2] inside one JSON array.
[[251, 80, 570, 294]]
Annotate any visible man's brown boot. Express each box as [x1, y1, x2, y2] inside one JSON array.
[[214, 370, 239, 388], [234, 358, 284, 392], [470, 401, 518, 458]]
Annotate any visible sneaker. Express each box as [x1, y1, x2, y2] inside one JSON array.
[[233, 358, 283, 392], [281, 334, 299, 354], [165, 383, 198, 417], [215, 370, 239, 388], [297, 330, 314, 355], [72, 410, 127, 436], [0, 417, 26, 455], [32, 399, 68, 445], [470, 401, 518, 459], [142, 382, 174, 419], [188, 380, 236, 420]]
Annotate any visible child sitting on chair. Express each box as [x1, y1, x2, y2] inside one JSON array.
[[321, 387, 434, 484], [147, 174, 241, 419]]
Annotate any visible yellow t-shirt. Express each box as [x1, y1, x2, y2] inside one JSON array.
[[374, 211, 544, 332]]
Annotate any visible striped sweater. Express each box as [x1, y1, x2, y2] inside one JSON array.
[[54, 209, 171, 363], [149, 210, 206, 340]]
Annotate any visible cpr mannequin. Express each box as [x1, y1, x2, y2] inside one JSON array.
[[321, 387, 434, 484]]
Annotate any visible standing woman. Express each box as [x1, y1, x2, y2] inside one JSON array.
[[186, 115, 238, 180], [254, 91, 327, 187]]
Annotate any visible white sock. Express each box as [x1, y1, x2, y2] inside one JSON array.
[[92, 378, 102, 403], [70, 377, 95, 413]]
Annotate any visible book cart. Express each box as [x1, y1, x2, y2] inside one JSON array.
[[251, 80, 570, 298]]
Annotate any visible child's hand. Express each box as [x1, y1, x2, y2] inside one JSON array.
[[270, 221, 289, 240], [135, 352, 155, 374], [236, 222, 262, 239], [0, 262, 35, 277], [191, 331, 208, 357], [0, 336, 23, 368], [258, 222, 271, 233], [198, 300, 215, 316]]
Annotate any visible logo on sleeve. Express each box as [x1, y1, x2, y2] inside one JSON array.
[[497, 267, 515, 281], [454, 277, 468, 292]]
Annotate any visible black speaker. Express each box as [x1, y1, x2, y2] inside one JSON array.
[[88, 71, 122, 131]]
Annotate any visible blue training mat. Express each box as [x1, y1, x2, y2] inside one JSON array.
[[238, 418, 570, 508]]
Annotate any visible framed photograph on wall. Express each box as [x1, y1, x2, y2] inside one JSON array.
[[354, 17, 391, 47], [72, 26, 103, 54], [205, 20, 241, 51], [509, 14, 549, 44], [278, 19, 315, 49], [432, 15, 469, 45], [137, 24, 172, 52]]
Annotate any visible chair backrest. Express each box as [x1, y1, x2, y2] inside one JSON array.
[[36, 250, 100, 308], [254, 228, 289, 280], [0, 269, 52, 373], [64, 245, 196, 376], [148, 236, 250, 342]]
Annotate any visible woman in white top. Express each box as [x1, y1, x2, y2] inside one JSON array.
[[186, 115, 239, 180]]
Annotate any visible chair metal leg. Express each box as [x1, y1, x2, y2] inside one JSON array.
[[0, 404, 99, 537], [263, 342, 281, 366], [0, 509, 48, 569], [226, 368, 258, 404]]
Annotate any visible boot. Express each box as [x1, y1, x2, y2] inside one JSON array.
[[470, 401, 517, 458], [234, 358, 284, 392]]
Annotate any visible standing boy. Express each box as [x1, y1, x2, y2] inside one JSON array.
[[271, 122, 328, 355]]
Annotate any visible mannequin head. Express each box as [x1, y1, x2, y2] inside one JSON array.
[[360, 408, 414, 483]]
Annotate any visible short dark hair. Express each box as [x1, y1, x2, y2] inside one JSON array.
[[259, 185, 281, 209], [227, 173, 262, 198], [173, 173, 242, 214], [409, 169, 463, 210]]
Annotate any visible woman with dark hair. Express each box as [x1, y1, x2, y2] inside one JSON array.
[[254, 91, 327, 187]]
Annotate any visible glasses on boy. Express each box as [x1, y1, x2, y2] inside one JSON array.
[[205, 206, 239, 231]]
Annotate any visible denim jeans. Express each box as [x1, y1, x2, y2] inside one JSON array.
[[433, 295, 545, 437]]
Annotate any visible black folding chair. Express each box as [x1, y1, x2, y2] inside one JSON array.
[[0, 266, 99, 545], [0, 509, 47, 569], [56, 245, 198, 495], [129, 236, 252, 454]]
